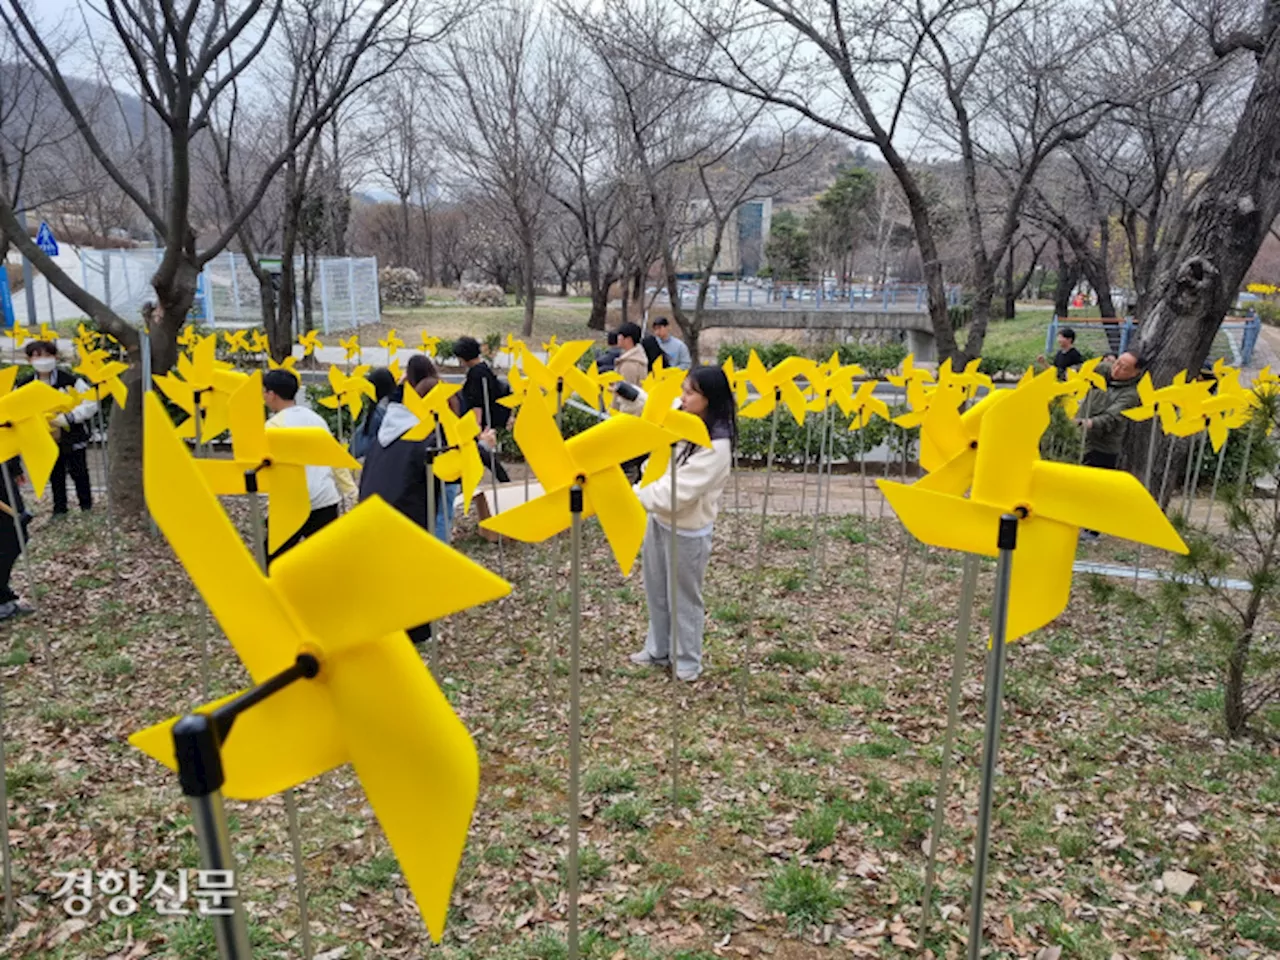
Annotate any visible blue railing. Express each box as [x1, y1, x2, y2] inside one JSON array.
[[674, 281, 961, 311], [1045, 313, 1263, 366]]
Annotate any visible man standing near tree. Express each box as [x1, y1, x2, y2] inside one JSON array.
[[1075, 351, 1143, 540], [651, 317, 692, 370], [1037, 327, 1084, 381]]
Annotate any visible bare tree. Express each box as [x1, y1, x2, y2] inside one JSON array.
[[371, 68, 439, 283], [0, 0, 446, 510], [439, 4, 565, 335]]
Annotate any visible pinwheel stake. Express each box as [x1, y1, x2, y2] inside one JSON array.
[[799, 417, 813, 515], [1205, 436, 1229, 530], [481, 378, 505, 578], [667, 449, 681, 808], [0, 632, 12, 931], [918, 553, 977, 949], [567, 482, 584, 960], [1133, 420, 1161, 585], [742, 396, 781, 714], [967, 515, 1018, 960], [172, 653, 319, 959]]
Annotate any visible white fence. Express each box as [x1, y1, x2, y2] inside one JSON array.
[[80, 249, 381, 333]]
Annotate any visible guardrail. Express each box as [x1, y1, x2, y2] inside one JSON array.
[[673, 281, 962, 311], [1045, 313, 1263, 365]]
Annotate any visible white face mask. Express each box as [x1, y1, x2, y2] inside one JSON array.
[[31, 357, 56, 374]]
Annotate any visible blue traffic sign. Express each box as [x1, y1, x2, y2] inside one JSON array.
[[0, 269, 13, 327], [35, 221, 58, 256]]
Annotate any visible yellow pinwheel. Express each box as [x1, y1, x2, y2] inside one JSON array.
[[582, 361, 623, 410], [516, 339, 600, 411], [339, 334, 361, 362], [885, 353, 934, 392], [878, 369, 1187, 642], [497, 365, 530, 411], [298, 329, 323, 357], [129, 391, 509, 939], [75, 323, 99, 351], [1253, 366, 1280, 397], [739, 351, 811, 426], [153, 334, 247, 441], [420, 333, 441, 356], [1123, 373, 1179, 434], [542, 334, 560, 356], [399, 380, 462, 441], [8, 324, 30, 347], [249, 330, 269, 355], [224, 329, 250, 354], [177, 325, 200, 349], [722, 357, 751, 409], [269, 355, 299, 373], [387, 356, 404, 384], [499, 334, 520, 364], [636, 375, 711, 487], [197, 371, 359, 552], [481, 388, 672, 573], [1061, 358, 1106, 419], [319, 365, 376, 421], [37, 322, 56, 341], [837, 380, 890, 431], [0, 369, 69, 495], [379, 329, 404, 356], [433, 409, 486, 515], [73, 351, 128, 409]]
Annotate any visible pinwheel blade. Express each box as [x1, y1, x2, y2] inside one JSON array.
[[876, 480, 1002, 558], [972, 371, 1060, 507], [914, 447, 977, 497], [566, 414, 672, 476], [266, 464, 313, 554], [14, 418, 59, 497], [587, 464, 648, 575], [1028, 461, 1187, 555], [480, 489, 575, 543], [143, 393, 300, 680], [327, 636, 479, 941], [1005, 517, 1078, 643], [267, 428, 360, 469], [228, 373, 270, 463], [0, 366, 16, 397], [128, 682, 346, 800], [515, 390, 577, 491], [640, 444, 671, 488], [274, 499, 510, 653]]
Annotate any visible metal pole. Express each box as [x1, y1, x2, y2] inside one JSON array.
[[193, 399, 213, 701], [1157, 432, 1177, 512], [888, 544, 911, 647], [173, 713, 254, 960], [245, 484, 313, 960], [1180, 434, 1197, 520], [668, 446, 680, 807], [741, 399, 780, 715], [967, 515, 1018, 960], [1185, 430, 1208, 523], [799, 416, 812, 516], [919, 554, 978, 949], [567, 483, 583, 960], [1237, 419, 1256, 503], [15, 208, 36, 327], [45, 273, 55, 328], [0, 651, 12, 931], [1133, 419, 1160, 585], [94, 393, 120, 583], [426, 453, 438, 677], [1205, 438, 1228, 531]]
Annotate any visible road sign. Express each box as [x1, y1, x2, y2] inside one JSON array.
[[35, 221, 58, 257]]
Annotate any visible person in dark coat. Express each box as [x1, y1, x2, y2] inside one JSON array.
[[350, 366, 397, 460], [0, 458, 33, 620], [19, 340, 97, 514], [596, 331, 621, 373]]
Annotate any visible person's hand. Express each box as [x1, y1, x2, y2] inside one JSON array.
[[479, 427, 497, 451], [51, 413, 70, 431], [1036, 354, 1047, 365]]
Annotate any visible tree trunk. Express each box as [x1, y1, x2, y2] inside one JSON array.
[[1136, 32, 1280, 387], [1225, 632, 1250, 737], [302, 245, 315, 334], [521, 232, 536, 337], [1054, 243, 1077, 317], [1003, 248, 1016, 319]]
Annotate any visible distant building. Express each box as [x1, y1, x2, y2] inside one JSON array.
[[676, 198, 773, 278]]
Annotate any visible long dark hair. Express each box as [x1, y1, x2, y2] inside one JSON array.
[[641, 334, 664, 371], [687, 365, 736, 447]]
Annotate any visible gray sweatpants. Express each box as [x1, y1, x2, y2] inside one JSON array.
[[640, 515, 713, 675]]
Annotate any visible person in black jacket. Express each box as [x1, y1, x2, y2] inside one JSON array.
[[0, 457, 33, 620], [20, 340, 97, 514], [596, 331, 621, 373], [1038, 327, 1084, 381], [349, 366, 397, 461]]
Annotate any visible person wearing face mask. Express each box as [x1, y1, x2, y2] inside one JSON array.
[[20, 340, 97, 516], [629, 366, 736, 681]]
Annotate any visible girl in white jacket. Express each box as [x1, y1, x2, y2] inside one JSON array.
[[631, 366, 736, 681]]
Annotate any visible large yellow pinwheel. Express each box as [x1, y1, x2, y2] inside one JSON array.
[[1123, 373, 1181, 434], [1062, 358, 1106, 419], [379, 329, 404, 356], [0, 369, 67, 495], [878, 369, 1187, 642], [8, 324, 30, 347], [542, 334, 561, 356], [249, 330, 269, 355], [153, 335, 247, 441], [420, 333, 441, 357], [885, 353, 934, 392], [319, 364, 375, 421], [339, 334, 361, 362], [636, 375, 711, 487], [224, 329, 250, 355], [75, 323, 99, 351], [74, 351, 129, 409], [722, 357, 751, 410], [582, 362, 623, 411], [480, 388, 672, 573], [37, 322, 56, 341], [739, 350, 811, 426], [517, 339, 599, 411], [269, 355, 299, 373], [298, 330, 323, 357], [197, 372, 359, 553], [129, 391, 509, 939], [432, 409, 486, 514], [177, 325, 200, 350], [399, 381, 463, 442]]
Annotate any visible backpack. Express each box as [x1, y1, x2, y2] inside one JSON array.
[[487, 377, 513, 430]]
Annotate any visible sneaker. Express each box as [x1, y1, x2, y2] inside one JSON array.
[[629, 650, 669, 667], [0, 601, 34, 620], [677, 668, 702, 683], [1079, 530, 1101, 542]]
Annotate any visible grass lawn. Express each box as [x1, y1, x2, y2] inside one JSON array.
[[1, 485, 1277, 958]]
